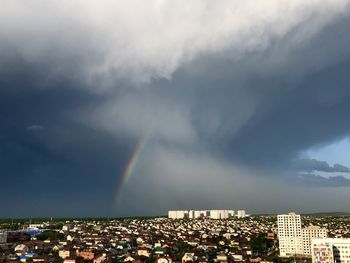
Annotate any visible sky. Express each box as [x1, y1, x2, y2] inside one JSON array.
[[1, 0, 350, 217]]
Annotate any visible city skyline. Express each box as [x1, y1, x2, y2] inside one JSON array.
[[1, 1, 350, 217]]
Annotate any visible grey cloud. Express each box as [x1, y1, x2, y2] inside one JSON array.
[[333, 163, 350, 173], [297, 173, 350, 187], [88, 92, 197, 143], [293, 158, 350, 173]]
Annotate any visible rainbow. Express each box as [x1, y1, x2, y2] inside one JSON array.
[[114, 137, 147, 206]]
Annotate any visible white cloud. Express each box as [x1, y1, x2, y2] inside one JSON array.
[[0, 0, 348, 88]]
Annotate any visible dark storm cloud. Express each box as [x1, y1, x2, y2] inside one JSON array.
[[212, 9, 350, 168], [0, 81, 135, 217], [1, 1, 350, 216], [226, 57, 350, 168]]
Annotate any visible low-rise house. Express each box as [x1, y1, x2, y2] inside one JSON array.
[[182, 253, 195, 263], [94, 253, 107, 263], [76, 250, 94, 260], [137, 248, 151, 257], [217, 253, 228, 262], [156, 256, 173, 263], [59, 249, 71, 259], [124, 255, 135, 262]]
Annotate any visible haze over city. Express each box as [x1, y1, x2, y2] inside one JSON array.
[[1, 0, 350, 217]]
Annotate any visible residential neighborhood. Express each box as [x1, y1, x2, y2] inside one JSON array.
[[1, 212, 350, 263]]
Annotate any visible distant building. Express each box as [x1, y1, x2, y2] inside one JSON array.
[[59, 250, 70, 259], [28, 224, 44, 230], [169, 209, 239, 219], [14, 244, 29, 256], [93, 254, 107, 263], [209, 210, 221, 219], [277, 212, 303, 256], [168, 210, 188, 219], [76, 250, 94, 260], [237, 210, 246, 218], [0, 231, 7, 243], [156, 257, 172, 263], [209, 210, 230, 219], [182, 253, 195, 263], [62, 225, 71, 231], [311, 238, 350, 263], [194, 210, 206, 218]]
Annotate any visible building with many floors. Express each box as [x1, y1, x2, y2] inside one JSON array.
[[302, 225, 327, 255], [278, 212, 303, 256], [278, 212, 328, 257]]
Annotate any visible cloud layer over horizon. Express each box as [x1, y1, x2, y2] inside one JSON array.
[[1, 1, 350, 217]]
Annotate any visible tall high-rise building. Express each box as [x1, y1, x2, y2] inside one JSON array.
[[277, 212, 303, 256], [302, 226, 327, 255]]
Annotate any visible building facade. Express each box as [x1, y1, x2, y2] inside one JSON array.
[[278, 212, 303, 256], [278, 213, 328, 257], [237, 210, 246, 218], [168, 210, 188, 219], [302, 226, 328, 255]]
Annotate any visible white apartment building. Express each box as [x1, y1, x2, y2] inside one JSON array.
[[209, 210, 222, 219], [302, 226, 327, 255], [237, 210, 246, 218], [168, 209, 240, 219], [209, 210, 230, 219], [168, 210, 188, 219], [228, 210, 235, 217], [312, 238, 350, 263], [278, 212, 303, 256], [194, 210, 207, 218]]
